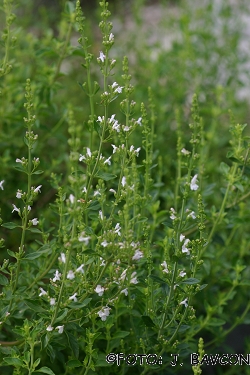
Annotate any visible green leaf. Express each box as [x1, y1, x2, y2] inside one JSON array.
[[95, 171, 117, 181], [7, 249, 17, 258], [68, 298, 92, 309], [4, 357, 23, 366], [207, 318, 226, 327], [220, 162, 230, 176], [34, 366, 56, 374], [199, 284, 208, 291], [33, 170, 44, 175], [65, 331, 79, 358], [2, 222, 20, 229], [13, 165, 26, 173], [149, 275, 166, 284], [27, 228, 43, 234], [181, 278, 200, 285], [55, 308, 68, 323], [112, 331, 130, 339], [162, 219, 174, 229], [0, 273, 9, 285], [24, 300, 47, 313], [25, 245, 51, 260], [66, 359, 82, 368]]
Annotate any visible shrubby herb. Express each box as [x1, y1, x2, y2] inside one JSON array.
[[1, 0, 250, 374]]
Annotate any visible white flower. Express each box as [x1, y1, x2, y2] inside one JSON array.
[[34, 185, 42, 193], [56, 325, 64, 334], [123, 125, 130, 131], [190, 174, 199, 191], [101, 240, 108, 247], [27, 205, 31, 211], [46, 325, 54, 332], [86, 148, 91, 157], [114, 86, 123, 94], [112, 82, 118, 88], [59, 252, 66, 264], [16, 158, 23, 163], [69, 293, 77, 302], [99, 210, 104, 220], [112, 120, 120, 132], [161, 261, 169, 273], [181, 148, 190, 155], [82, 187, 87, 193], [67, 270, 75, 280], [136, 117, 142, 126], [180, 234, 185, 242], [97, 306, 111, 321], [30, 218, 39, 226], [130, 271, 138, 284], [170, 207, 176, 220], [100, 257, 105, 266], [134, 147, 141, 156], [0, 180, 4, 190], [39, 287, 47, 297], [53, 270, 61, 282], [99, 51, 106, 63], [76, 264, 84, 273], [94, 190, 101, 196], [109, 33, 114, 41], [121, 288, 128, 296], [79, 232, 90, 244], [120, 269, 127, 281], [16, 190, 22, 199], [12, 204, 20, 214], [121, 176, 126, 187], [180, 298, 188, 308], [114, 223, 121, 236], [97, 116, 105, 123], [79, 154, 85, 161], [132, 249, 143, 261], [179, 270, 186, 277], [69, 194, 75, 204], [95, 285, 105, 296], [104, 156, 111, 165], [109, 188, 116, 194], [182, 239, 190, 255], [50, 298, 56, 306], [187, 210, 196, 219], [111, 144, 118, 154]]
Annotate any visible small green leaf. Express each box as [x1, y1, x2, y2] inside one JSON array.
[[2, 222, 20, 229], [7, 249, 16, 258], [207, 318, 226, 327], [33, 170, 44, 175], [4, 357, 23, 366], [65, 331, 79, 358], [199, 284, 208, 290], [27, 228, 42, 234], [112, 331, 130, 339], [69, 298, 92, 309], [95, 171, 117, 181], [34, 366, 56, 374], [181, 278, 200, 285], [0, 273, 9, 285], [220, 162, 230, 176], [66, 359, 82, 368], [24, 300, 46, 313]]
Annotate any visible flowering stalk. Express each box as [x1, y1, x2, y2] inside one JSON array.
[[9, 79, 41, 312]]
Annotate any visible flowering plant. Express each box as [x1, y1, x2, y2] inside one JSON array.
[[1, 1, 250, 375]]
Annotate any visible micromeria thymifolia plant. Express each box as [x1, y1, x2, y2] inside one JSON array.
[[1, 1, 250, 375]]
